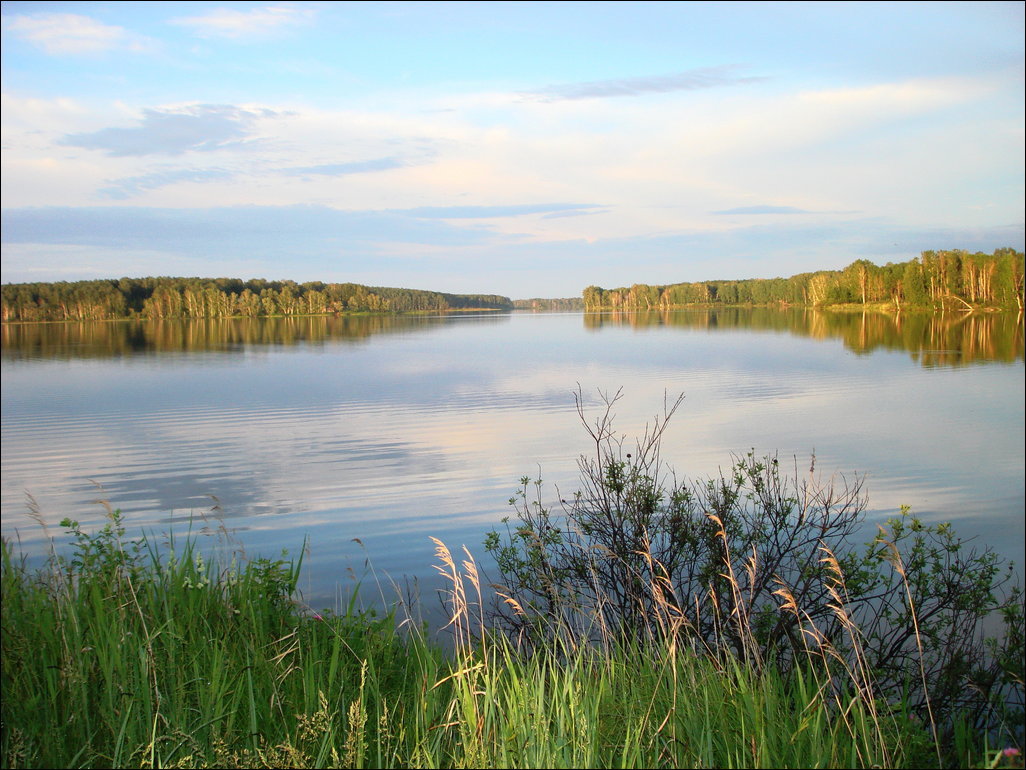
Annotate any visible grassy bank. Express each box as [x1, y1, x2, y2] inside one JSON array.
[[1, 511, 1022, 769]]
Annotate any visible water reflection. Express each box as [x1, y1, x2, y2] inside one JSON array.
[[1, 312, 511, 360], [3, 309, 1023, 366], [584, 308, 1024, 366], [2, 309, 1022, 614]]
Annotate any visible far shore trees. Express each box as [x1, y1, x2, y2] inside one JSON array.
[[582, 248, 1024, 312], [3, 248, 1023, 322], [0, 278, 514, 323]]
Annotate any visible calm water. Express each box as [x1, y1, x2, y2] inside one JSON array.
[[2, 309, 1023, 615]]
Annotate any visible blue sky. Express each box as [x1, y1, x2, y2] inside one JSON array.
[[2, 1, 1023, 298]]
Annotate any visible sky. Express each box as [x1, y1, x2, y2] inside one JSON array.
[[1, 1, 1023, 299]]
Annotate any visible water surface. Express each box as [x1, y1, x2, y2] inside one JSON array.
[[2, 309, 1023, 615]]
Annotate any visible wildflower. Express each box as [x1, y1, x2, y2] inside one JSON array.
[[1003, 748, 1021, 758]]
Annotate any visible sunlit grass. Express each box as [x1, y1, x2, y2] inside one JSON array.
[[1, 511, 1020, 768]]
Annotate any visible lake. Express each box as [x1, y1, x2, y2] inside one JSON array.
[[2, 309, 1023, 620]]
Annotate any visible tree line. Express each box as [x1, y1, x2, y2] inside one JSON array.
[[583, 248, 1025, 311], [513, 297, 584, 311], [0, 277, 513, 322]]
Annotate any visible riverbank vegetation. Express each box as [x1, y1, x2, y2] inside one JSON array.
[[2, 394, 1023, 768], [4, 521, 1017, 769], [0, 277, 513, 323], [513, 297, 585, 311], [583, 248, 1024, 312], [5, 248, 1023, 324]]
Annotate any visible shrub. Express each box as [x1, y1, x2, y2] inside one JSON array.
[[485, 387, 1024, 747]]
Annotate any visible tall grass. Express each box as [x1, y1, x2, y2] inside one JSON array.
[[2, 509, 1021, 768], [1, 512, 436, 769]]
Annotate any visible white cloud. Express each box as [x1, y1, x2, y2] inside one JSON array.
[[2, 69, 1019, 244], [797, 77, 989, 113], [5, 13, 148, 55], [170, 5, 315, 40], [483, 73, 1011, 230], [521, 66, 768, 103]]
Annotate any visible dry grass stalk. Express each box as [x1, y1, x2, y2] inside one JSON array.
[[877, 531, 943, 767]]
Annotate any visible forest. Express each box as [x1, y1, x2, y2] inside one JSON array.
[[0, 277, 513, 323], [3, 248, 1023, 323], [583, 248, 1025, 311]]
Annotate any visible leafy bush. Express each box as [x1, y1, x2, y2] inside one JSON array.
[[485, 388, 1024, 746]]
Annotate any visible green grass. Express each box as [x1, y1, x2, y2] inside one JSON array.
[[1, 512, 1021, 768]]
